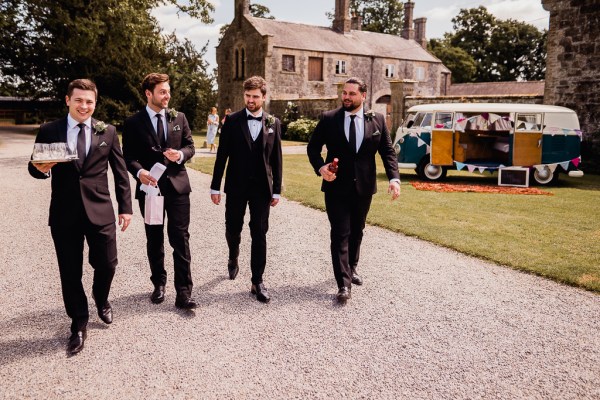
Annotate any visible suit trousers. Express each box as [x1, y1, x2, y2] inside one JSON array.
[[324, 189, 373, 289], [224, 184, 271, 284], [50, 217, 117, 334], [138, 193, 193, 297]]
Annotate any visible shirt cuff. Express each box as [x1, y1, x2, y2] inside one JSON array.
[[272, 194, 280, 199], [136, 169, 142, 179], [390, 178, 401, 184], [210, 189, 220, 195], [176, 150, 184, 164]]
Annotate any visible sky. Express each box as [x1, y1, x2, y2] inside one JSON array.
[[152, 0, 550, 71]]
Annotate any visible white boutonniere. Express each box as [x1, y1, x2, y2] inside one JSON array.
[[268, 128, 274, 134], [93, 121, 108, 134], [364, 110, 376, 122], [167, 108, 178, 121], [99, 141, 108, 147], [372, 130, 381, 136], [266, 114, 276, 128], [173, 125, 181, 131]]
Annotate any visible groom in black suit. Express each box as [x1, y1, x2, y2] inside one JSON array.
[[307, 77, 400, 303], [29, 79, 132, 354], [210, 76, 282, 303], [122, 73, 197, 309]]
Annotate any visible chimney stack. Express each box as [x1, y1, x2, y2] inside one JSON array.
[[402, 0, 415, 40], [351, 12, 363, 31], [333, 0, 351, 33], [235, 0, 250, 19], [414, 17, 427, 47]]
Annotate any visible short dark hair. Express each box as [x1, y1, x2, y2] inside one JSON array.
[[243, 76, 268, 95], [142, 73, 170, 93], [345, 77, 367, 93], [67, 79, 97, 99]]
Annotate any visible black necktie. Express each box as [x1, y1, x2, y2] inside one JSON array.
[[156, 113, 166, 148], [349, 114, 357, 153], [247, 115, 262, 121], [77, 123, 86, 168]]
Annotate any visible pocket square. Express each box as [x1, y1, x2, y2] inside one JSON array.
[[268, 128, 274, 134], [99, 141, 108, 147], [173, 125, 181, 131], [372, 130, 381, 136]]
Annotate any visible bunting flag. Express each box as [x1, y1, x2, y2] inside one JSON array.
[[559, 161, 570, 171], [409, 132, 418, 138], [467, 165, 476, 173], [455, 162, 466, 171], [417, 138, 427, 148], [477, 166, 486, 173], [572, 157, 580, 167], [545, 127, 584, 137], [426, 145, 431, 154]]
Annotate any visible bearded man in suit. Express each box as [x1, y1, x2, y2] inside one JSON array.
[[307, 77, 400, 304], [210, 76, 282, 303], [122, 73, 197, 310], [29, 78, 132, 355]]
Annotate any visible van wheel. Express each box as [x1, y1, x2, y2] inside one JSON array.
[[416, 159, 447, 181], [532, 167, 559, 185]]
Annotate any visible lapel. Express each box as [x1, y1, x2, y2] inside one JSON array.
[[239, 112, 253, 149], [166, 113, 174, 148], [141, 110, 161, 148], [79, 119, 100, 171], [58, 117, 68, 143], [360, 113, 375, 154], [261, 113, 269, 149], [335, 108, 352, 150]]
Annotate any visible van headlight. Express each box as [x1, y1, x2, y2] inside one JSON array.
[[394, 143, 401, 155]]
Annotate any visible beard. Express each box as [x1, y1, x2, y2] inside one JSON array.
[[342, 99, 362, 112]]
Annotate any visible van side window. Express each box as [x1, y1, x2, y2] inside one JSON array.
[[434, 112, 453, 129], [516, 113, 542, 131]]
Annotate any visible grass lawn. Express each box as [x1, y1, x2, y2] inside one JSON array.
[[190, 154, 600, 293]]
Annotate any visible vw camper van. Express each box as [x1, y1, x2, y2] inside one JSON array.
[[393, 103, 584, 185]]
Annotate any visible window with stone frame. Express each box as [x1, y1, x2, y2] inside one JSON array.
[[282, 55, 295, 72], [415, 66, 425, 81], [308, 57, 323, 81], [336, 60, 347, 75], [385, 64, 395, 78]]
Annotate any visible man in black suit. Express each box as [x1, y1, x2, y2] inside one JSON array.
[[307, 77, 400, 303], [210, 76, 282, 303], [29, 79, 133, 355], [122, 73, 197, 309]]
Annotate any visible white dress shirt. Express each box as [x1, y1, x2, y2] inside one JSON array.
[[246, 110, 263, 141], [67, 114, 91, 156], [344, 108, 365, 153]]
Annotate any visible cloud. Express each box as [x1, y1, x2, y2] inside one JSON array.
[[487, 0, 549, 30]]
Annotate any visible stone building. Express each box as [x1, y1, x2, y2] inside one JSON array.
[[216, 0, 450, 119], [542, 0, 599, 170]]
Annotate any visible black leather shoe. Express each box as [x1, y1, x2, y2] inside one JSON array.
[[175, 296, 198, 309], [97, 301, 113, 324], [228, 259, 239, 280], [151, 285, 165, 304], [336, 287, 351, 303], [67, 330, 87, 355], [251, 283, 271, 303], [351, 270, 363, 286]]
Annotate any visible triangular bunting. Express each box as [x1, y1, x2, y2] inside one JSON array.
[[478, 166, 486, 173], [559, 161, 569, 171], [455, 162, 465, 171], [425, 145, 431, 154], [548, 164, 558, 173], [417, 138, 426, 148], [409, 132, 417, 138], [571, 157, 580, 167], [467, 165, 476, 173], [533, 165, 544, 172]]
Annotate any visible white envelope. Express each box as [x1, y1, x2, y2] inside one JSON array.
[[140, 163, 166, 196]]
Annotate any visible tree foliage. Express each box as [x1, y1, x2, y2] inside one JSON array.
[[0, 0, 216, 128], [327, 0, 404, 35], [430, 6, 546, 83]]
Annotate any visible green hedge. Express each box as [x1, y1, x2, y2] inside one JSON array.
[[285, 118, 318, 142]]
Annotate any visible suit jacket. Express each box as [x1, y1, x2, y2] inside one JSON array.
[[210, 109, 282, 197], [28, 117, 133, 227], [307, 107, 399, 196], [122, 109, 195, 199]]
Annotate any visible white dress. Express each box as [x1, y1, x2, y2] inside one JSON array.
[[207, 114, 219, 144]]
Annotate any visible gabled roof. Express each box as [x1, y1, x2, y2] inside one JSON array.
[[247, 16, 443, 64], [447, 81, 545, 96]]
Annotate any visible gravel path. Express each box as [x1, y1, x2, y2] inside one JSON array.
[[1, 130, 599, 399]]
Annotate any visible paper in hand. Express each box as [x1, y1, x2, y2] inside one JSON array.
[[141, 163, 167, 196]]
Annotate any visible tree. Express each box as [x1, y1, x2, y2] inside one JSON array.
[[327, 0, 404, 35], [446, 6, 546, 82], [0, 0, 215, 127], [428, 39, 477, 83]]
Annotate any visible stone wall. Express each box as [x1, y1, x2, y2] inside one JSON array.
[[542, 0, 600, 172]]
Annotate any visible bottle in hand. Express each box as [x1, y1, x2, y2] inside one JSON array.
[[328, 158, 339, 173]]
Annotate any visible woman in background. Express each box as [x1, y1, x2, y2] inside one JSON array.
[[206, 107, 219, 153]]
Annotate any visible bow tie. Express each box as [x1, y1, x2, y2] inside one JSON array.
[[247, 115, 262, 122]]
